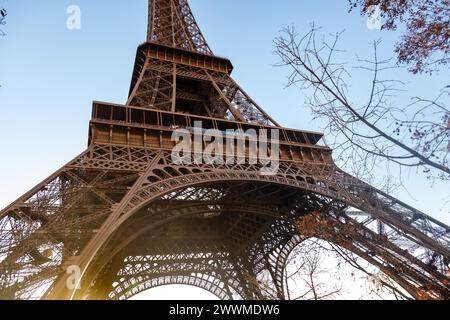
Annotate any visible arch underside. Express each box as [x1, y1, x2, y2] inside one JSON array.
[[94, 192, 446, 301], [117, 274, 234, 301], [90, 183, 313, 300], [1, 145, 449, 300], [109, 233, 305, 301], [2, 0, 450, 302]]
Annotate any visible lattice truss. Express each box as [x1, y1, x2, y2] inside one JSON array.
[[147, 0, 212, 54], [127, 58, 276, 126], [0, 146, 449, 300], [128, 0, 279, 125], [1, 0, 450, 301]]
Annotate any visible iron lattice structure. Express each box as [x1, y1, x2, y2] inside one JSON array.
[[1, 0, 449, 300]]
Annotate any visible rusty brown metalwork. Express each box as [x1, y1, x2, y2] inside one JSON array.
[[0, 0, 449, 300]]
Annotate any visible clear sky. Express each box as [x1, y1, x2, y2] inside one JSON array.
[[0, 0, 448, 299]]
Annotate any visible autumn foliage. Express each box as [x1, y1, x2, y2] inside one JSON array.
[[349, 0, 449, 74]]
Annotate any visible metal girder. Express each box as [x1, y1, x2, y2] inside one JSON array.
[[1, 0, 449, 301], [1, 145, 450, 300], [147, 0, 212, 54]]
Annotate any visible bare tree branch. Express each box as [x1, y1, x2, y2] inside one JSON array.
[[274, 26, 449, 184]]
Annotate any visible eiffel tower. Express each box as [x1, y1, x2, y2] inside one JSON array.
[[1, 0, 449, 300]]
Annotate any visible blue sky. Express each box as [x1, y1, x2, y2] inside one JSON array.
[[0, 0, 448, 299]]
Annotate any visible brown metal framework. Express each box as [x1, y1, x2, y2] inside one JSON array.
[[0, 0, 449, 300]]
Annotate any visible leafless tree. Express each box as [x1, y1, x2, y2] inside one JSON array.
[[280, 238, 410, 300], [248, 239, 341, 300], [294, 212, 420, 299], [253, 233, 410, 300], [284, 239, 341, 300], [325, 241, 411, 300], [274, 26, 449, 184]]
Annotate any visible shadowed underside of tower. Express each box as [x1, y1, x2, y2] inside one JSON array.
[[0, 0, 449, 300]]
